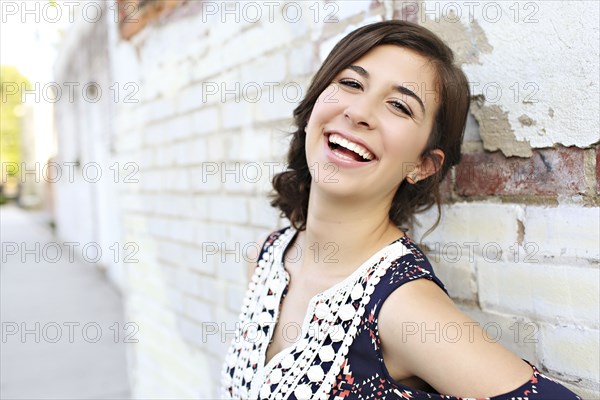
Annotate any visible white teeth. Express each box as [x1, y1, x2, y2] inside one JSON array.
[[328, 133, 374, 161]]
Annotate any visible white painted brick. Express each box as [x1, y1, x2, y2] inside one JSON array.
[[271, 127, 294, 158], [173, 142, 190, 167], [183, 244, 215, 275], [248, 195, 282, 229], [569, 386, 600, 400], [140, 147, 155, 169], [142, 123, 166, 147], [254, 83, 298, 122], [206, 354, 226, 398], [229, 224, 264, 253], [147, 98, 176, 123], [226, 283, 246, 313], [524, 206, 600, 260], [203, 11, 249, 45], [206, 134, 226, 161], [154, 195, 176, 217], [279, 5, 311, 39], [319, 30, 345, 64], [217, 258, 248, 286], [317, 17, 382, 61], [221, 30, 265, 70], [169, 219, 196, 245], [477, 258, 599, 323], [207, 195, 248, 224], [289, 41, 314, 77], [176, 83, 205, 114], [178, 317, 204, 348], [192, 45, 224, 81], [221, 162, 260, 194], [154, 143, 175, 168], [147, 217, 167, 240], [196, 223, 229, 246], [184, 296, 214, 323], [197, 276, 221, 304], [164, 168, 190, 192], [139, 169, 162, 191], [414, 203, 522, 255], [243, 19, 294, 55], [157, 61, 187, 97], [240, 53, 286, 86], [165, 285, 184, 314], [181, 137, 208, 166], [191, 106, 219, 135], [204, 308, 240, 358], [170, 195, 196, 219], [175, 268, 201, 295], [189, 164, 221, 193], [255, 159, 286, 192], [165, 114, 194, 142], [189, 196, 208, 220], [539, 324, 599, 381], [222, 100, 253, 130], [139, 70, 161, 102], [427, 253, 477, 302], [161, 262, 178, 288], [335, 0, 373, 20], [238, 130, 273, 162]]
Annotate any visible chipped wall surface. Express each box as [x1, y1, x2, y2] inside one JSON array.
[[422, 0, 600, 156]]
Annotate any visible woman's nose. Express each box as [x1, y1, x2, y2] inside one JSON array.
[[344, 96, 376, 130]]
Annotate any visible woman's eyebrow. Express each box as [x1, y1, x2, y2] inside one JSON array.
[[346, 64, 426, 114]]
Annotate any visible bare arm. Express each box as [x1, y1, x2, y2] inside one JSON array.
[[378, 278, 533, 398]]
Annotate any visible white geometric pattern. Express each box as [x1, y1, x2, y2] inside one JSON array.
[[221, 227, 411, 399]]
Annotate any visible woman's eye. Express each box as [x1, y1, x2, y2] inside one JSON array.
[[389, 100, 412, 117], [338, 79, 362, 89]]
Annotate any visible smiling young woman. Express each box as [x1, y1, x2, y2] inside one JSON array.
[[221, 20, 582, 400]]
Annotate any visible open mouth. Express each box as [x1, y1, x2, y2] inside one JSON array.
[[327, 133, 375, 162]]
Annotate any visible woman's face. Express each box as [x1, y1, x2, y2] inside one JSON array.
[[305, 44, 443, 203]]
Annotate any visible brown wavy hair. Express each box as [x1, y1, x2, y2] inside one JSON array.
[[270, 20, 470, 233]]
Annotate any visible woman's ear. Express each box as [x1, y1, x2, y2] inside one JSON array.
[[408, 149, 445, 183]]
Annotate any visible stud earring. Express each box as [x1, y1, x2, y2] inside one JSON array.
[[406, 173, 419, 184]]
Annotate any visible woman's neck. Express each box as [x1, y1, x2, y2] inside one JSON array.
[[294, 188, 404, 276]]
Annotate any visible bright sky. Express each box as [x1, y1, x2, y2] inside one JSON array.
[[1, 0, 72, 82]]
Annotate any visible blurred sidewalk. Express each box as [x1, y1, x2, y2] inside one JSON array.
[[1, 204, 130, 399]]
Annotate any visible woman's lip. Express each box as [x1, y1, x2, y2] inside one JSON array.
[[324, 130, 377, 160], [322, 135, 376, 168]]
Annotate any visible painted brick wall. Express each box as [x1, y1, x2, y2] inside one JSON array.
[[53, 1, 599, 398]]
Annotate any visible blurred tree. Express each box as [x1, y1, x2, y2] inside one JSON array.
[[1, 65, 30, 201]]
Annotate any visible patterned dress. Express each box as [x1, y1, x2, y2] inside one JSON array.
[[221, 227, 581, 400]]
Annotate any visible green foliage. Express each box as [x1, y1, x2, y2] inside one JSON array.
[[1, 65, 30, 177]]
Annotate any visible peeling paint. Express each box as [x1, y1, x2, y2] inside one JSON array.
[[452, 1, 600, 149], [421, 14, 492, 65], [470, 98, 533, 158], [517, 219, 525, 245], [518, 114, 536, 127], [470, 20, 493, 55]]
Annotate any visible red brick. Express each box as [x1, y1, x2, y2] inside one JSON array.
[[439, 171, 453, 202], [118, 0, 183, 40], [456, 147, 585, 196]]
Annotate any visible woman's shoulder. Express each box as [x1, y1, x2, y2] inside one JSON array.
[[376, 237, 582, 399], [254, 226, 295, 258], [383, 235, 449, 297]]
